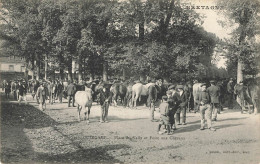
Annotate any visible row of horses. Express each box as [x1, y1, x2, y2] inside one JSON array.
[[89, 80, 167, 108], [74, 78, 260, 122]]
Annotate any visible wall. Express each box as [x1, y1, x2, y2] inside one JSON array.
[[0, 63, 24, 72]]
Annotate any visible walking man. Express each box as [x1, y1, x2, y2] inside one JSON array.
[[11, 80, 18, 100], [5, 81, 11, 99], [207, 80, 220, 121], [99, 84, 113, 123], [195, 83, 216, 131], [18, 81, 27, 105]]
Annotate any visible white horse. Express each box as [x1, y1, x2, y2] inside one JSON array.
[[131, 82, 156, 108], [75, 89, 93, 123]]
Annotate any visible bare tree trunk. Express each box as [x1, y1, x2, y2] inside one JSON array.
[[103, 61, 108, 82], [32, 71, 35, 80], [90, 73, 94, 81], [58, 53, 64, 80], [59, 68, 64, 80], [36, 60, 40, 80], [24, 65, 28, 81], [78, 54, 82, 82], [31, 57, 35, 80], [122, 67, 126, 81], [68, 57, 73, 82], [139, 21, 144, 41], [44, 55, 48, 80], [237, 60, 243, 84]]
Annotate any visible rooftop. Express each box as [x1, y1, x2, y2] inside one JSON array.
[[0, 55, 26, 64]]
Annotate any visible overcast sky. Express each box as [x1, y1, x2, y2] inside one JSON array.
[[182, 0, 231, 68]]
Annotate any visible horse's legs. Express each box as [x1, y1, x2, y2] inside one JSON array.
[[114, 94, 118, 107], [135, 93, 140, 109], [246, 101, 252, 114], [86, 106, 90, 124], [239, 98, 245, 114], [252, 99, 258, 115], [78, 105, 81, 122], [131, 91, 135, 108]]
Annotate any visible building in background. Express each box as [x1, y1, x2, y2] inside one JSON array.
[[0, 55, 33, 83]]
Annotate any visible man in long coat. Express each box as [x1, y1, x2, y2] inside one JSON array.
[[175, 85, 188, 125], [207, 80, 220, 121], [67, 81, 77, 107]]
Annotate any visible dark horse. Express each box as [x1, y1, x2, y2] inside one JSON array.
[[234, 78, 260, 114], [111, 82, 127, 107]]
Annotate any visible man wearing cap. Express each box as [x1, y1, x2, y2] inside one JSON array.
[[227, 78, 235, 109], [36, 82, 47, 110], [57, 80, 64, 103], [99, 85, 113, 123], [207, 80, 220, 121], [195, 83, 216, 131], [176, 85, 188, 125], [18, 81, 27, 105], [166, 90, 179, 131], [67, 81, 77, 107]]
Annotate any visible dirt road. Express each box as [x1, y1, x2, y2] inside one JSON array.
[[1, 93, 260, 163]]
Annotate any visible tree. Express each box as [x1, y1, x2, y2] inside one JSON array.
[[217, 0, 260, 82]]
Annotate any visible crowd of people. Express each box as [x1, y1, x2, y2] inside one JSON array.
[[2, 77, 242, 134], [158, 80, 221, 135]]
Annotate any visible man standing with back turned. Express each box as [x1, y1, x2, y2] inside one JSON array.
[[195, 83, 216, 131], [207, 80, 220, 121], [67, 81, 76, 107]]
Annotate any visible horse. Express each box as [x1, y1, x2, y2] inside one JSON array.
[[110, 82, 127, 107], [234, 79, 260, 114], [75, 89, 93, 123], [125, 81, 134, 107], [192, 82, 204, 112], [131, 82, 157, 108]]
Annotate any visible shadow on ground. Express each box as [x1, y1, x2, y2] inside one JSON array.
[[36, 144, 129, 163], [1, 100, 126, 163]]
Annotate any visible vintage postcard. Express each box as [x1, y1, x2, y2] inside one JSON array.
[[0, 0, 259, 163]]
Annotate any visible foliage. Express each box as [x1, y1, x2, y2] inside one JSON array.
[[217, 0, 260, 77], [0, 0, 222, 81]]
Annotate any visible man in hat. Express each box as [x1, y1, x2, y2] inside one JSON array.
[[36, 82, 47, 110], [227, 78, 235, 109], [67, 80, 77, 107], [207, 80, 220, 121], [18, 81, 27, 105], [195, 83, 216, 131], [99, 84, 113, 123], [166, 90, 180, 131], [57, 80, 64, 103], [4, 81, 11, 99], [217, 80, 225, 111], [175, 85, 188, 125]]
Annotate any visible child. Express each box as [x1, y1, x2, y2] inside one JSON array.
[[158, 96, 171, 135]]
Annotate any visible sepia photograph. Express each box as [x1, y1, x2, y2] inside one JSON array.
[[0, 0, 259, 163]]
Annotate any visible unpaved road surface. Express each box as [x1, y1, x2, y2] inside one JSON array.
[[1, 93, 260, 163]]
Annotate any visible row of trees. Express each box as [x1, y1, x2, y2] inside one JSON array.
[[1, 0, 227, 82]]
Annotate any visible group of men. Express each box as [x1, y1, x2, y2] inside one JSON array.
[[157, 80, 223, 135], [2, 79, 28, 104]]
